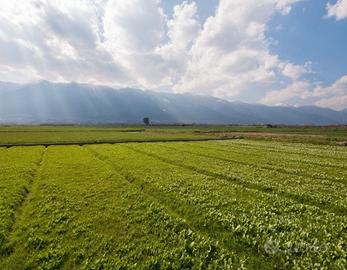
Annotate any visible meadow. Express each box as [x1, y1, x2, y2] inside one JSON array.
[[0, 134, 346, 269]]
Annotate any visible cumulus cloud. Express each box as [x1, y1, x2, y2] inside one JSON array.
[[3, 0, 344, 110], [0, 0, 203, 90], [314, 75, 347, 110], [276, 0, 303, 15], [102, 0, 170, 88], [326, 0, 347, 20], [173, 0, 305, 98], [0, 0, 128, 85], [166, 1, 201, 49], [156, 1, 201, 86], [260, 81, 312, 106], [281, 62, 312, 80], [261, 75, 347, 110], [103, 0, 166, 53]]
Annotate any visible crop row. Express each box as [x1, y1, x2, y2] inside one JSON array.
[[161, 141, 346, 184], [1, 146, 240, 269], [0, 146, 44, 253], [227, 140, 347, 161], [166, 142, 347, 205], [133, 142, 346, 214], [197, 141, 347, 180], [87, 144, 346, 269]]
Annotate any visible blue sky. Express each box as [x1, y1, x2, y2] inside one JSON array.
[[269, 0, 347, 85], [163, 0, 218, 21], [0, 0, 346, 110]]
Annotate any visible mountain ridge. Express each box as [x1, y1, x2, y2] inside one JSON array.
[[0, 81, 346, 125]]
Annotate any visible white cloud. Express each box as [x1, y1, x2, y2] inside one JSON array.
[[155, 1, 201, 86], [0, 0, 129, 85], [166, 1, 201, 49], [173, 0, 304, 98], [281, 62, 312, 80], [42, 0, 131, 84], [101, 0, 170, 88], [6, 0, 345, 111], [260, 81, 312, 106], [103, 0, 166, 53], [276, 0, 303, 15], [326, 0, 347, 20], [261, 75, 347, 110], [314, 75, 347, 110], [0, 0, 305, 89]]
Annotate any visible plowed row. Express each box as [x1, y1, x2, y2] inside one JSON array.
[[0, 140, 346, 269]]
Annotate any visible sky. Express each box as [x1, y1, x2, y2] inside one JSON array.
[[0, 0, 346, 110]]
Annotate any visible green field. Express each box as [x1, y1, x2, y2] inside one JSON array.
[[0, 125, 346, 146], [0, 139, 346, 269], [0, 126, 212, 146]]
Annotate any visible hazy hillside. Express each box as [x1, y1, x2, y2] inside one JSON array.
[[0, 81, 346, 125]]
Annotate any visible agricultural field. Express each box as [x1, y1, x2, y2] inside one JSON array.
[[0, 126, 212, 146], [0, 139, 346, 269], [0, 125, 346, 146]]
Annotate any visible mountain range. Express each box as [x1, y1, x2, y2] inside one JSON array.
[[0, 81, 346, 125]]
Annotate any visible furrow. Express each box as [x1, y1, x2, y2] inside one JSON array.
[[8, 148, 47, 232], [0, 147, 46, 255], [126, 145, 346, 216], [161, 143, 345, 184], [85, 146, 274, 267], [227, 141, 347, 161], [196, 142, 347, 171]]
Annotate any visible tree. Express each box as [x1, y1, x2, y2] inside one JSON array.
[[143, 117, 150, 126]]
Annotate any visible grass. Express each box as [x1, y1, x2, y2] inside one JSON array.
[[0, 146, 238, 269], [0, 125, 346, 146], [0, 146, 44, 249], [0, 126, 210, 146], [0, 139, 346, 269]]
